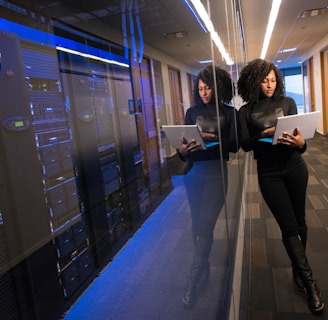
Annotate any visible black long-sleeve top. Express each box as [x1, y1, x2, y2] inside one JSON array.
[[238, 96, 306, 163], [184, 103, 238, 161]]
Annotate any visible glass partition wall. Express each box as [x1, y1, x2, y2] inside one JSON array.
[[0, 1, 247, 319], [198, 1, 247, 319]]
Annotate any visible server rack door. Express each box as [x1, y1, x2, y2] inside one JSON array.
[[0, 25, 99, 319], [21, 40, 97, 300], [58, 51, 118, 266], [57, 44, 143, 260], [0, 31, 51, 272], [0, 31, 66, 320]]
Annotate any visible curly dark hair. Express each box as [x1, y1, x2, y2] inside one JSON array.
[[237, 58, 284, 104], [194, 65, 233, 105]]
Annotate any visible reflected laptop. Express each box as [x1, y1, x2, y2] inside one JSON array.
[[259, 111, 320, 144], [162, 125, 219, 150]]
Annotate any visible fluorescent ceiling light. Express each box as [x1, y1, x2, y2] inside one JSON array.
[[56, 46, 129, 68], [199, 59, 213, 64], [278, 47, 296, 53], [184, 0, 234, 65], [299, 6, 328, 18], [260, 0, 282, 59]]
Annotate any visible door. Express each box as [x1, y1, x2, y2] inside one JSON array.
[[168, 67, 184, 124], [321, 50, 328, 134]]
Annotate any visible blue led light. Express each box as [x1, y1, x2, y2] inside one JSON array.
[[183, 0, 207, 33]]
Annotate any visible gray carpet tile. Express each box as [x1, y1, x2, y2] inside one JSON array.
[[243, 133, 328, 318]]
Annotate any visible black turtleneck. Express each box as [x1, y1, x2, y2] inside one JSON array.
[[238, 96, 306, 163]]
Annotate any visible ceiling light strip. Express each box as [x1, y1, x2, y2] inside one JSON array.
[[260, 0, 281, 59]]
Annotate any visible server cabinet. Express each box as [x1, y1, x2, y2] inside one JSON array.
[[0, 30, 96, 319], [57, 46, 141, 265], [0, 32, 52, 274], [21, 41, 95, 301], [0, 31, 64, 320]]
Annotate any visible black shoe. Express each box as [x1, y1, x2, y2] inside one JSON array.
[[283, 236, 324, 313], [306, 280, 324, 313], [182, 236, 213, 309]]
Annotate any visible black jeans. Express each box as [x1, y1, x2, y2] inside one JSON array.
[[257, 152, 308, 239], [184, 159, 227, 238]]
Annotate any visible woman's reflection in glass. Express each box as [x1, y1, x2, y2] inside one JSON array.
[[178, 65, 239, 308]]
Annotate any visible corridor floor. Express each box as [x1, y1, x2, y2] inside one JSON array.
[[62, 133, 328, 320]]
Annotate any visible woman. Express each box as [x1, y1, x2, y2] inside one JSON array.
[[179, 65, 238, 308], [237, 58, 324, 313]]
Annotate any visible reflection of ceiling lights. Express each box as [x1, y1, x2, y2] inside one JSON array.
[[299, 6, 328, 18], [183, 0, 234, 65], [56, 46, 129, 68]]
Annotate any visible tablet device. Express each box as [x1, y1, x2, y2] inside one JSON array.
[[271, 111, 320, 145], [162, 125, 219, 149]]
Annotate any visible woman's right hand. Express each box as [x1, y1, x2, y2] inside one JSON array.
[[179, 137, 201, 156]]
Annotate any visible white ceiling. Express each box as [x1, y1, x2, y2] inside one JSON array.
[[241, 0, 328, 68], [7, 0, 328, 71]]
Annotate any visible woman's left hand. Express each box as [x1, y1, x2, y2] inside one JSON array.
[[277, 127, 305, 148]]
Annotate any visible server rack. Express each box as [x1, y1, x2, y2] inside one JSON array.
[[0, 31, 66, 320], [22, 41, 96, 302], [57, 47, 141, 266]]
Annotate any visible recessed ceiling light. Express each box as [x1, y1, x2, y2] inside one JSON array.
[[299, 6, 328, 18], [278, 47, 296, 53], [163, 31, 188, 40], [198, 60, 213, 64]]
